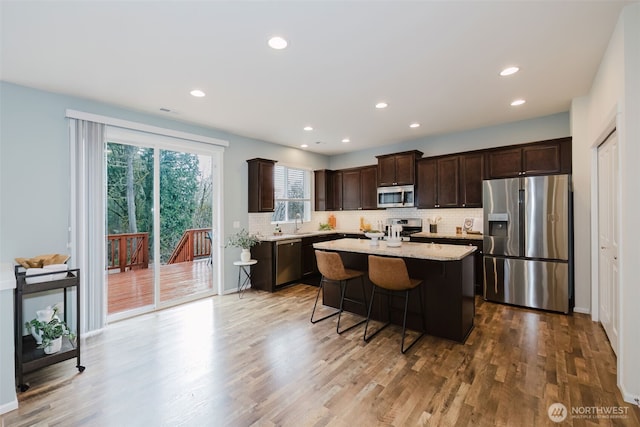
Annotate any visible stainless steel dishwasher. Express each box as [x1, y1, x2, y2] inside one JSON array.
[[276, 238, 302, 286]]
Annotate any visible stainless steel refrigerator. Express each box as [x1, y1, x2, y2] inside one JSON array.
[[483, 174, 573, 313]]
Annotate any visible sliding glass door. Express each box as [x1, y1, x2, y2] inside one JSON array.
[[106, 143, 156, 316], [106, 137, 218, 320], [159, 149, 214, 304]]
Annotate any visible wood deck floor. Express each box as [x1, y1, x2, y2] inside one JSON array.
[[4, 286, 639, 426], [108, 260, 213, 315]]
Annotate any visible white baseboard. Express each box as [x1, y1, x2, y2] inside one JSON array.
[[573, 306, 590, 314], [620, 383, 640, 407], [0, 397, 18, 415]]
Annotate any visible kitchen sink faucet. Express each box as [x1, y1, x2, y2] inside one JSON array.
[[294, 213, 302, 233]]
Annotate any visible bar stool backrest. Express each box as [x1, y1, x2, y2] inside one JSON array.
[[368, 255, 413, 291], [315, 250, 351, 281]]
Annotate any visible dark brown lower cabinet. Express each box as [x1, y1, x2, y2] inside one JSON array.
[[252, 234, 344, 291]]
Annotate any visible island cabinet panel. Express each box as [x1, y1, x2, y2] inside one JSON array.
[[459, 152, 484, 208], [485, 137, 571, 179], [411, 237, 483, 295], [316, 246, 475, 343], [376, 150, 423, 186], [247, 158, 276, 212]]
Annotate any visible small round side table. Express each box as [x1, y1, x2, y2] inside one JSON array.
[[233, 259, 257, 298]]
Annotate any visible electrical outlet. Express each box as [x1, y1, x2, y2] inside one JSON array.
[[233, 221, 240, 229]]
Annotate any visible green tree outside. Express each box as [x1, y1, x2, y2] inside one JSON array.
[[107, 143, 212, 264]]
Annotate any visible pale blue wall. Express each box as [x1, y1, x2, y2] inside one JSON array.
[[328, 112, 570, 170]]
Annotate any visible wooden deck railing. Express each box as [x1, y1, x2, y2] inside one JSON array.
[[107, 232, 150, 272], [167, 228, 212, 264]]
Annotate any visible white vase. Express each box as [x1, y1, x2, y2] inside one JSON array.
[[240, 248, 251, 262], [31, 310, 58, 344], [44, 337, 63, 354]]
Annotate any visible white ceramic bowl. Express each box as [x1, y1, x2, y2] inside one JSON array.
[[43, 263, 69, 280], [25, 268, 49, 284], [364, 232, 385, 239]]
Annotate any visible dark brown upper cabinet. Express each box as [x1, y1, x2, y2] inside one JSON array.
[[333, 170, 343, 210], [417, 154, 481, 209], [359, 165, 378, 210], [436, 156, 460, 208], [417, 156, 460, 208], [459, 152, 484, 208], [341, 168, 362, 211], [247, 158, 276, 213], [317, 165, 376, 211], [485, 137, 571, 179], [314, 169, 334, 211], [416, 158, 437, 208], [376, 150, 423, 186]]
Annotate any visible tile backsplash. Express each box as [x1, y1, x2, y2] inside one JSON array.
[[249, 207, 483, 237]]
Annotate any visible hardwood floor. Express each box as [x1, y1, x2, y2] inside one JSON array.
[[3, 285, 639, 426], [108, 260, 213, 314]]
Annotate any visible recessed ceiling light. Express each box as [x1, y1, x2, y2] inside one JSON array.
[[190, 89, 205, 97], [511, 99, 526, 106], [268, 36, 288, 50], [342, 138, 350, 143], [500, 66, 520, 76], [375, 102, 388, 109], [409, 123, 420, 128], [303, 126, 313, 131], [300, 144, 308, 148]]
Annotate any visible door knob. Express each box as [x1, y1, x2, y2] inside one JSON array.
[[601, 246, 607, 249]]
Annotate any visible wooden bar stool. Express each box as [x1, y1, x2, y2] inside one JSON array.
[[364, 255, 426, 353], [311, 250, 368, 334]]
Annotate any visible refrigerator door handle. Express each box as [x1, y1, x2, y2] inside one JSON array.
[[518, 189, 525, 257]]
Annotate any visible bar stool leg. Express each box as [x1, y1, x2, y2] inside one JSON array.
[[310, 276, 339, 324], [401, 288, 426, 354], [363, 285, 391, 342], [337, 277, 367, 334]]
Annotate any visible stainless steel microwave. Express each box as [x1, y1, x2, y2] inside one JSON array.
[[377, 185, 415, 208]]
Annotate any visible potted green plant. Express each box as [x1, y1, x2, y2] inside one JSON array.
[[25, 307, 74, 354], [226, 228, 260, 262]]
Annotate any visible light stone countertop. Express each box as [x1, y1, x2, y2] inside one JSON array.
[[411, 231, 483, 241], [0, 262, 16, 291], [313, 238, 477, 261], [258, 229, 364, 242]]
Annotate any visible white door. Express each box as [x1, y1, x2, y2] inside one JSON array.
[[597, 130, 619, 355]]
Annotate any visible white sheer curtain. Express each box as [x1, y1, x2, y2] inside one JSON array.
[[69, 119, 106, 333]]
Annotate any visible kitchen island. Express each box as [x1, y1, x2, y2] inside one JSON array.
[[313, 238, 477, 343]]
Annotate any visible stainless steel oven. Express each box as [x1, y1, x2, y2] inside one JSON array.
[[377, 185, 415, 208]]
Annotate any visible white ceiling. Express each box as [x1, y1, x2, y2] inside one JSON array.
[[0, 1, 632, 155]]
